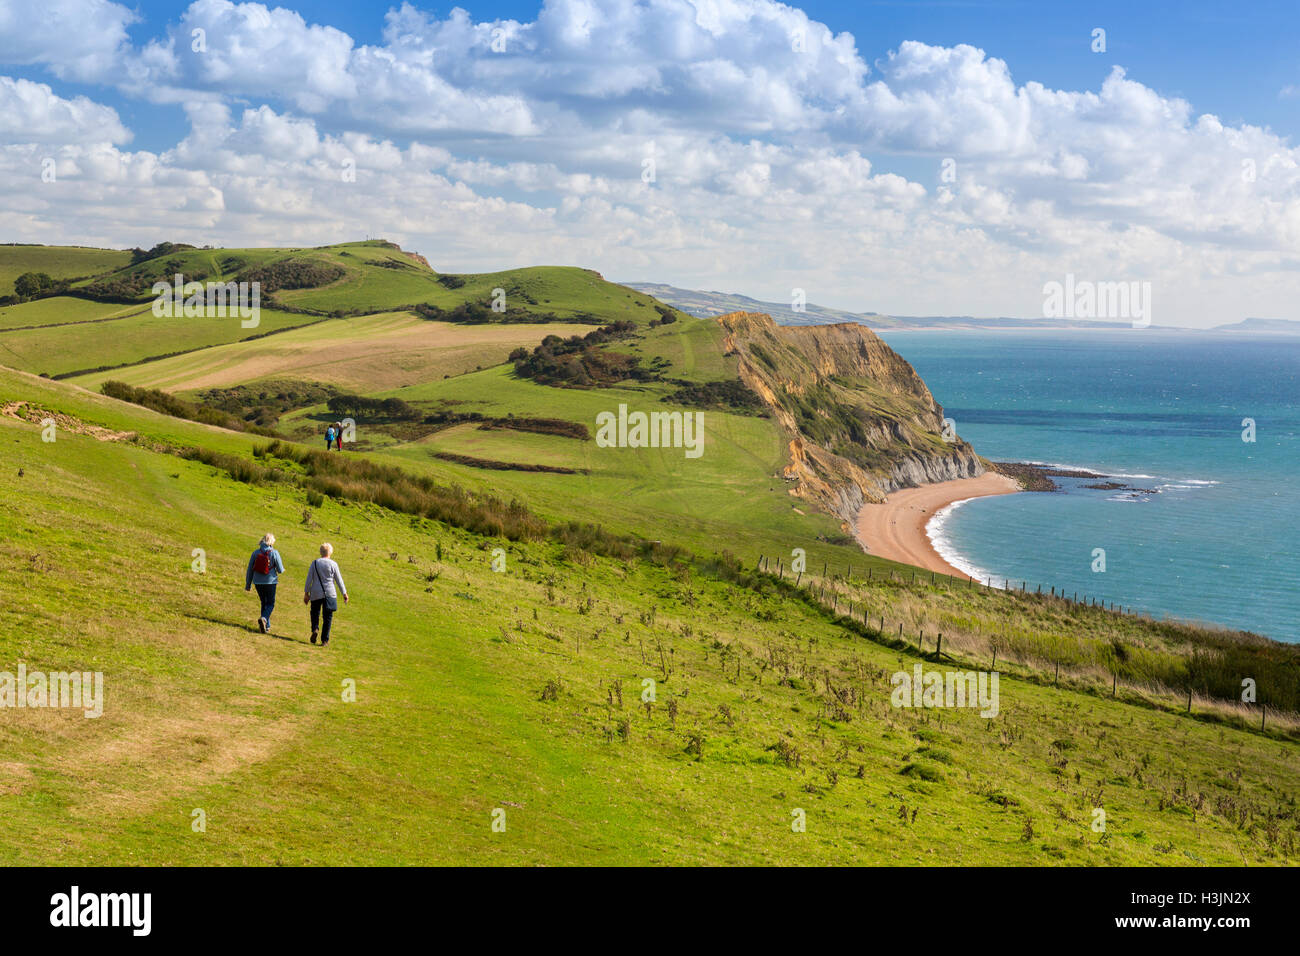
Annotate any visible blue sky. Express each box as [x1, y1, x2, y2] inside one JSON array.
[[80, 0, 1300, 151], [2, 0, 1299, 325]]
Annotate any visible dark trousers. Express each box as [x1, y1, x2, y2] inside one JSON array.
[[255, 582, 277, 623], [311, 599, 335, 642]]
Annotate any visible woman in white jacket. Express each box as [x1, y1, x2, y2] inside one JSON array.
[[304, 542, 349, 646]]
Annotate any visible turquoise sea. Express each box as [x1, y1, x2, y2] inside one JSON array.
[[874, 330, 1299, 643]]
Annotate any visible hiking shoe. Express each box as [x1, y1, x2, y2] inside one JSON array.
[[321, 638, 330, 647], [258, 617, 267, 633], [310, 631, 318, 644]]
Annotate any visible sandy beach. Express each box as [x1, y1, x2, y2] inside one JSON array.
[[854, 473, 1020, 578]]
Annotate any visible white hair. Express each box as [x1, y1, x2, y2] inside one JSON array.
[[319, 542, 333, 556], [261, 533, 276, 546]]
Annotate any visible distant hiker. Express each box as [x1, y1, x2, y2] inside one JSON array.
[[244, 533, 286, 634], [334, 421, 344, 451], [324, 424, 336, 451], [304, 542, 348, 646]]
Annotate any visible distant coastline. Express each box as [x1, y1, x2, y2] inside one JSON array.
[[625, 281, 1300, 334]]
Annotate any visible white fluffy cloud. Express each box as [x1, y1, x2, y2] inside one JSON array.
[[0, 76, 129, 144], [0, 0, 134, 83], [0, 0, 1299, 324]]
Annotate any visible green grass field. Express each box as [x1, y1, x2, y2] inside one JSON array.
[[0, 307, 326, 379], [0, 246, 132, 296], [0, 297, 147, 332], [277, 256, 674, 323], [68, 314, 598, 394], [366, 363, 841, 561], [0, 368, 1294, 865]]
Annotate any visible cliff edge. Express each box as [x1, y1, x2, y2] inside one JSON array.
[[716, 311, 985, 525]]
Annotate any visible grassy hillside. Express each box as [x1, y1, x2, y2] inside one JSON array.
[[280, 259, 668, 321], [0, 241, 680, 381], [0, 368, 1295, 865], [0, 297, 146, 332], [5, 242, 1293, 712], [1, 241, 1295, 867], [0, 245, 132, 296], [50, 239, 673, 323], [0, 305, 324, 379], [4, 244, 1294, 702], [68, 314, 598, 393]]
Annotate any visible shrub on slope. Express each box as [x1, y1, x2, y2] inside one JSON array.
[[100, 381, 278, 436]]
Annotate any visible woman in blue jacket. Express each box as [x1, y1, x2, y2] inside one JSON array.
[[244, 533, 286, 633]]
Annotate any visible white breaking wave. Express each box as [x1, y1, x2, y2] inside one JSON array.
[[925, 498, 1010, 589], [926, 462, 1220, 594]]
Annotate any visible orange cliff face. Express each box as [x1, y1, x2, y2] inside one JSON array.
[[715, 310, 985, 526]]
